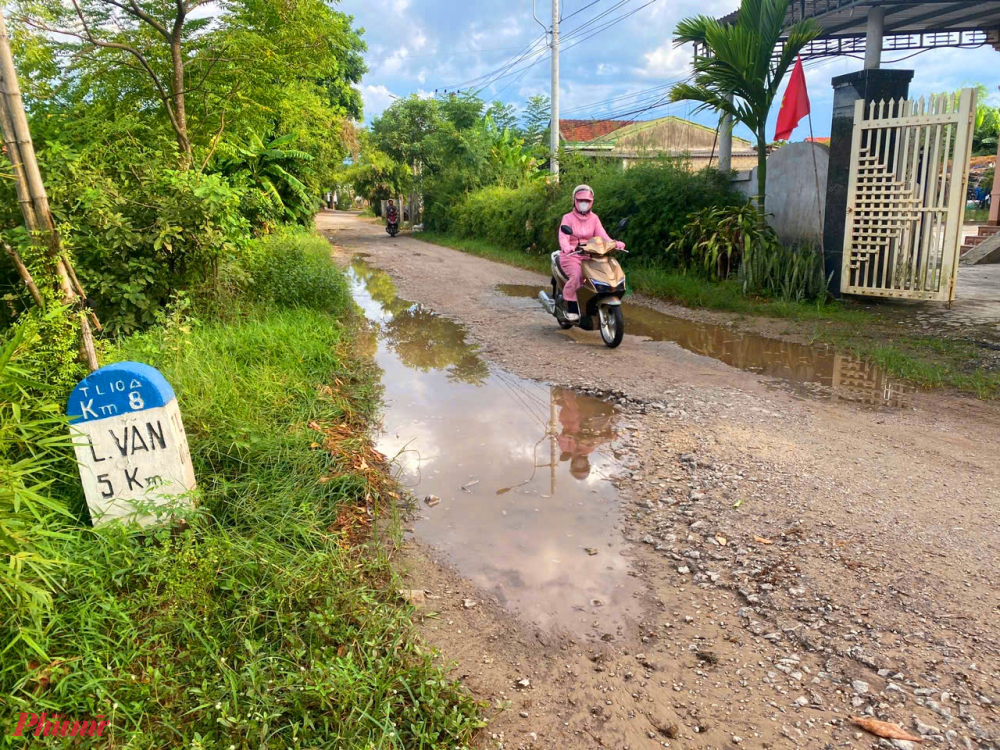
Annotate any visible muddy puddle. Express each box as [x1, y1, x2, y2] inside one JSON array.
[[498, 284, 912, 408], [348, 259, 642, 637]]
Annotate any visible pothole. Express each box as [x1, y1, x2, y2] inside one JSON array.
[[349, 259, 643, 636]]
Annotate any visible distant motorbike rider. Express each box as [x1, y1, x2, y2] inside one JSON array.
[[386, 199, 398, 224], [557, 185, 625, 322]]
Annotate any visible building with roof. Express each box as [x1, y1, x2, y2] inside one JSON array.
[[560, 116, 758, 171]]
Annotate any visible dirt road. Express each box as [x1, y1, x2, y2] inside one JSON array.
[[320, 211, 1000, 750]]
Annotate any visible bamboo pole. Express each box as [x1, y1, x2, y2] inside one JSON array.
[[0, 8, 97, 371], [4, 242, 44, 308]]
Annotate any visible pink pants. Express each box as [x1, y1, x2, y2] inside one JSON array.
[[560, 251, 584, 302]]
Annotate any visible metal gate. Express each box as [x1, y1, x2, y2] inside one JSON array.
[[842, 88, 976, 302]]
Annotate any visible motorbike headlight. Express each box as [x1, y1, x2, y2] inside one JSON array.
[[591, 280, 612, 292]]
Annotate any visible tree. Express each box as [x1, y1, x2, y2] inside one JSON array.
[[522, 95, 550, 146], [485, 100, 518, 134], [12, 0, 366, 169], [346, 149, 411, 206], [369, 96, 445, 170], [669, 0, 820, 226]]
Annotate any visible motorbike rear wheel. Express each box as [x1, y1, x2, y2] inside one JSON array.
[[599, 306, 624, 348]]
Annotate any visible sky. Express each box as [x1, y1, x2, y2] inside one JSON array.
[[343, 0, 1000, 143]]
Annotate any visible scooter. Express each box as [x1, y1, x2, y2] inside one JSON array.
[[386, 215, 399, 237], [538, 218, 629, 348]]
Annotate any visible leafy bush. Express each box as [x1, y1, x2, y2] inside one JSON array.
[[440, 158, 743, 265], [40, 143, 249, 334], [669, 204, 762, 280], [669, 204, 828, 302]]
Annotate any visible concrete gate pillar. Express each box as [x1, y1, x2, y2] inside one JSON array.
[[822, 69, 914, 296]]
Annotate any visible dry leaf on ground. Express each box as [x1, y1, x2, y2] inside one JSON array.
[[850, 716, 923, 742], [754, 536, 773, 545]]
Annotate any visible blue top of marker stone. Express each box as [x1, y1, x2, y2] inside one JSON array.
[[67, 361, 175, 424]]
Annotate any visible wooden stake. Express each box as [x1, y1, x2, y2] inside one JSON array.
[[62, 253, 103, 332], [3, 242, 44, 308], [0, 8, 98, 371]]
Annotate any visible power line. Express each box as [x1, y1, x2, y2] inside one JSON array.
[[472, 42, 551, 96], [561, 0, 604, 22], [558, 0, 632, 44], [475, 0, 663, 99], [405, 44, 539, 61], [440, 33, 547, 92], [560, 79, 684, 117], [560, 0, 663, 54]]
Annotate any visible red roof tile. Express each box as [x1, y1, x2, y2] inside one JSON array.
[[560, 119, 632, 143]]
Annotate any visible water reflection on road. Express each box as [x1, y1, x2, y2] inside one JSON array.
[[348, 259, 641, 637], [498, 284, 912, 408]]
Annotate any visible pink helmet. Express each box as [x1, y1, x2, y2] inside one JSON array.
[[573, 184, 594, 214]]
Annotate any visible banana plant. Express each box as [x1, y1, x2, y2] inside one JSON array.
[[216, 133, 316, 224]]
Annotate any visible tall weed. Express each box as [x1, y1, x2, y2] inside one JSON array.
[[0, 322, 75, 653]]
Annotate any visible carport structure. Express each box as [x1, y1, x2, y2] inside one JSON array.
[[709, 1, 1000, 66], [709, 1, 1000, 298]]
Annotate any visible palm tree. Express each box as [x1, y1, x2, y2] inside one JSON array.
[[669, 0, 821, 227]]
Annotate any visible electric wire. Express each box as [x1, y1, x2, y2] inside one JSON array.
[[560, 0, 604, 22]]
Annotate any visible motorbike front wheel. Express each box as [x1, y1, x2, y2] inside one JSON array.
[[599, 306, 624, 348]]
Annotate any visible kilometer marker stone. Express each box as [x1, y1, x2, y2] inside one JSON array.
[[68, 362, 196, 525]]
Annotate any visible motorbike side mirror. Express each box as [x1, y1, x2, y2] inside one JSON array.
[[560, 225, 574, 235], [618, 217, 630, 230]]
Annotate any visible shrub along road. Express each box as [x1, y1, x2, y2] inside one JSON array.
[[322, 210, 1000, 750]]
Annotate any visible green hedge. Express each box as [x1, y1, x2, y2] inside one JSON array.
[[434, 159, 744, 267]]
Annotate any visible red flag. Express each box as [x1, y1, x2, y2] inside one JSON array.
[[774, 56, 810, 142]]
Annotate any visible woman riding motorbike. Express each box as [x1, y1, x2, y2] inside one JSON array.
[[557, 185, 625, 321]]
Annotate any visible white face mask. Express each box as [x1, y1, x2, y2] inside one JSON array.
[[576, 200, 592, 214]]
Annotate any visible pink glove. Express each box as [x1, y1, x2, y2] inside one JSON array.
[[615, 240, 625, 250]]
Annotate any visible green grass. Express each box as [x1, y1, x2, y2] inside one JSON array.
[[418, 229, 1000, 399], [0, 233, 485, 748], [966, 207, 991, 223], [821, 326, 1000, 399]]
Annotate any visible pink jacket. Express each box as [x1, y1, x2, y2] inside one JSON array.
[[558, 210, 612, 254]]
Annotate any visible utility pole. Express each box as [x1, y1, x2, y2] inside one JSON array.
[[548, 0, 561, 179], [550, 0, 560, 179], [534, 0, 560, 179]]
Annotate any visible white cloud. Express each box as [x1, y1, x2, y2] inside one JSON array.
[[361, 84, 397, 119], [638, 41, 693, 80], [380, 47, 410, 75]]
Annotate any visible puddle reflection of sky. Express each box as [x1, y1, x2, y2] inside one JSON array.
[[348, 261, 641, 636]]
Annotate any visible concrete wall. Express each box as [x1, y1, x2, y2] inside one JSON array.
[[732, 142, 829, 245]]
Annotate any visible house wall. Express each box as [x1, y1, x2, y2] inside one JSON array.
[[732, 143, 829, 245]]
